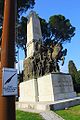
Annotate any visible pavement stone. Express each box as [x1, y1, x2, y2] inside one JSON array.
[[16, 108, 64, 120], [40, 111, 64, 120]]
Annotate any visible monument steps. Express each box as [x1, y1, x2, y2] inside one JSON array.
[[16, 97, 80, 111]]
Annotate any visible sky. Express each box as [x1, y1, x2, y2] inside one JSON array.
[[18, 0, 80, 73]]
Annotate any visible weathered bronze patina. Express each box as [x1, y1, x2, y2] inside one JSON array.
[[24, 40, 67, 81]]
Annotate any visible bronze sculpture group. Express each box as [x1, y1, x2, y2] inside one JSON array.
[[24, 40, 67, 80]]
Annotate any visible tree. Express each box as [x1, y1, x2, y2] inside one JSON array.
[[39, 15, 75, 46], [74, 70, 80, 93], [0, 0, 35, 17], [17, 0, 35, 14], [39, 15, 75, 67], [15, 14, 75, 59], [0, 0, 35, 38], [39, 17, 50, 42], [0, 0, 36, 61], [75, 70, 80, 85], [49, 15, 75, 44], [0, 0, 3, 39], [68, 60, 77, 81], [68, 60, 80, 93], [68, 60, 79, 92], [16, 16, 27, 57]]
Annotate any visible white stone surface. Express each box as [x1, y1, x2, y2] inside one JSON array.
[[27, 11, 42, 58], [38, 74, 54, 102], [17, 97, 80, 111], [19, 73, 76, 102], [19, 79, 38, 102], [38, 73, 76, 102]]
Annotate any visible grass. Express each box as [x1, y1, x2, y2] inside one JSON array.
[[16, 110, 44, 120], [55, 105, 80, 120], [77, 93, 80, 97]]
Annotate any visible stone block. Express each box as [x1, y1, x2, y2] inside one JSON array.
[[19, 73, 76, 102], [38, 73, 76, 102], [19, 79, 38, 102]]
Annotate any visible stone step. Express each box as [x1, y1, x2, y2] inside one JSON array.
[[16, 97, 80, 111]]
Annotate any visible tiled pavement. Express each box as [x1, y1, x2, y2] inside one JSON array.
[[40, 111, 64, 120]]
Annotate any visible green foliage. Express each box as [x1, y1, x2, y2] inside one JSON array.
[[75, 70, 80, 84], [49, 15, 75, 43], [0, 0, 35, 38], [0, 0, 35, 16], [0, 1, 75, 63], [0, 0, 4, 16], [68, 60, 77, 82], [39, 17, 50, 41], [40, 14, 76, 46], [16, 16, 27, 57], [68, 60, 80, 92], [55, 105, 80, 120], [74, 71, 80, 92], [16, 110, 44, 120], [0, 0, 35, 60], [17, 0, 35, 14], [0, 0, 3, 37], [39, 16, 75, 67], [39, 14, 75, 51], [16, 14, 75, 64]]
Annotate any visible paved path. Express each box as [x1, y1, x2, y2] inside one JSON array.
[[16, 108, 64, 120], [40, 111, 64, 120]]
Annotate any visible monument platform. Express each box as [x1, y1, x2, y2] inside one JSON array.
[[37, 73, 76, 101], [18, 73, 80, 110], [17, 97, 80, 110], [19, 73, 76, 102], [18, 11, 80, 111]]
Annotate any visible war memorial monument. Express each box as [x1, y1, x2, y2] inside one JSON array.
[[18, 11, 80, 110]]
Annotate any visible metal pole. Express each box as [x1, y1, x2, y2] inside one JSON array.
[[0, 0, 16, 120]]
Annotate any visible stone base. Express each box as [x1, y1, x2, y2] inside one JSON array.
[[19, 73, 76, 102], [16, 97, 80, 110], [38, 73, 76, 101], [19, 79, 39, 102]]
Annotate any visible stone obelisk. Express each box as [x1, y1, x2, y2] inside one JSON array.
[[27, 11, 42, 58], [0, 0, 16, 120]]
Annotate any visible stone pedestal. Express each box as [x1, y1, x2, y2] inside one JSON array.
[[19, 79, 39, 102], [38, 73, 76, 102], [19, 73, 76, 102]]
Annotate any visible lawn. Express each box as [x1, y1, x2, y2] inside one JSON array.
[[16, 110, 44, 120], [77, 93, 80, 97], [55, 105, 80, 120]]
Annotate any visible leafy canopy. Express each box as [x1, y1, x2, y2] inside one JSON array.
[[16, 16, 27, 57], [0, 0, 35, 16], [68, 60, 80, 93], [16, 14, 75, 58], [0, 0, 35, 61], [68, 60, 77, 77], [0, 1, 75, 62], [39, 15, 75, 46], [0, 0, 35, 37]]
